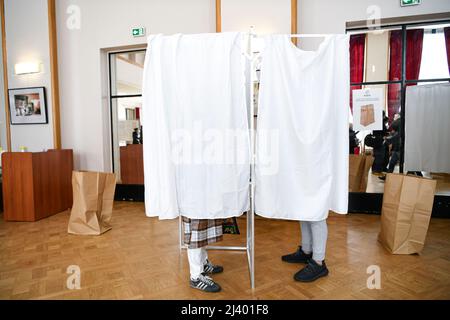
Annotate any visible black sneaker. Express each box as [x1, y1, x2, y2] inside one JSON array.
[[294, 259, 329, 282], [190, 274, 221, 293], [281, 246, 312, 263], [203, 259, 224, 274]]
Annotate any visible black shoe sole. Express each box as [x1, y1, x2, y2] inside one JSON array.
[[211, 267, 224, 274], [204, 267, 224, 275], [294, 269, 329, 282], [190, 283, 222, 293], [281, 257, 310, 264]]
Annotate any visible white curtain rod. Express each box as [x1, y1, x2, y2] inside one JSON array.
[[250, 33, 338, 38], [289, 34, 336, 38]]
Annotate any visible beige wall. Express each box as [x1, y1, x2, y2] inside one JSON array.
[[221, 0, 291, 34], [364, 32, 390, 113], [56, 0, 216, 171], [365, 32, 389, 82]]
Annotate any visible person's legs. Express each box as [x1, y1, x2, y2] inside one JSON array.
[[383, 144, 390, 172], [372, 147, 385, 173], [294, 219, 329, 282], [281, 222, 313, 263], [379, 151, 401, 181], [187, 248, 204, 280], [387, 151, 400, 173], [300, 221, 313, 254], [188, 246, 221, 292], [201, 247, 208, 265], [202, 247, 224, 274], [310, 220, 328, 263], [184, 218, 223, 293]]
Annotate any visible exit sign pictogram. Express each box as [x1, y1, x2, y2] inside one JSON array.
[[400, 0, 421, 7], [132, 27, 146, 37]]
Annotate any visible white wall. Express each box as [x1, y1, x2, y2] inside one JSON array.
[[116, 58, 143, 94], [299, 0, 450, 34], [56, 0, 215, 171], [4, 0, 54, 152], [222, 0, 291, 34]]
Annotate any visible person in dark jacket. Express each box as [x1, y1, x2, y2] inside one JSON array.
[[379, 120, 401, 180], [132, 126, 143, 144], [382, 113, 390, 171], [367, 111, 387, 174]]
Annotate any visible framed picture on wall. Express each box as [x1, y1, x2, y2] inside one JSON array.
[[8, 87, 48, 125]]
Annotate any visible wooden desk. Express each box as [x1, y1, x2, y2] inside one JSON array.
[[120, 144, 144, 185], [1, 149, 73, 222]]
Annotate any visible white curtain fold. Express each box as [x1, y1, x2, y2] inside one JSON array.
[[255, 34, 350, 221], [142, 32, 250, 220], [405, 83, 450, 173]]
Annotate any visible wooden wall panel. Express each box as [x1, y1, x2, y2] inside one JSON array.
[[2, 152, 35, 221], [2, 149, 73, 222], [47, 0, 61, 149], [291, 0, 298, 45], [120, 144, 144, 185], [215, 0, 221, 32]]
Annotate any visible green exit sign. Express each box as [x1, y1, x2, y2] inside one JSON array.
[[401, 0, 421, 6], [132, 27, 146, 37]]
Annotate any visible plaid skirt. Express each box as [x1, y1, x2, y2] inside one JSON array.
[[182, 216, 223, 249]]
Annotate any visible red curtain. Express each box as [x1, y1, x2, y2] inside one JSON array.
[[350, 34, 366, 113], [406, 29, 424, 84], [445, 27, 450, 75], [387, 29, 424, 123], [388, 31, 402, 124]]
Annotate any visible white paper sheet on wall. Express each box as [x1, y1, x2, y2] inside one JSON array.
[[352, 88, 383, 131]]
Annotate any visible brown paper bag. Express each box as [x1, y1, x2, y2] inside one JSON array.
[[378, 174, 437, 254], [349, 155, 374, 192], [68, 171, 116, 235], [359, 155, 374, 192], [360, 104, 375, 127]]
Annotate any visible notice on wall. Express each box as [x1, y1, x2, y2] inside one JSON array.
[[352, 88, 383, 131]]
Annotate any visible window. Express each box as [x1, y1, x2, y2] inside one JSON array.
[[347, 20, 450, 173], [109, 50, 146, 182], [419, 27, 450, 83]]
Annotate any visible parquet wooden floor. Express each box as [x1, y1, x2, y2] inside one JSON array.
[[1, 201, 449, 300]]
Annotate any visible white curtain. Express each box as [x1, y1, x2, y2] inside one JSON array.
[[255, 35, 350, 222], [405, 83, 450, 173], [142, 33, 250, 220]]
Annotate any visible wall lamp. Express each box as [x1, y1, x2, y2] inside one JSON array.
[[14, 61, 41, 75]]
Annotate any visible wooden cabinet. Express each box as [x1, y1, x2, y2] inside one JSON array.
[[1, 149, 73, 222], [120, 144, 144, 185]]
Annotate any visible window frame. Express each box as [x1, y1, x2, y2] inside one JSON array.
[[108, 49, 147, 174], [347, 19, 450, 173]]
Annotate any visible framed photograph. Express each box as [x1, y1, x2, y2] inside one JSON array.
[[8, 87, 48, 125]]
